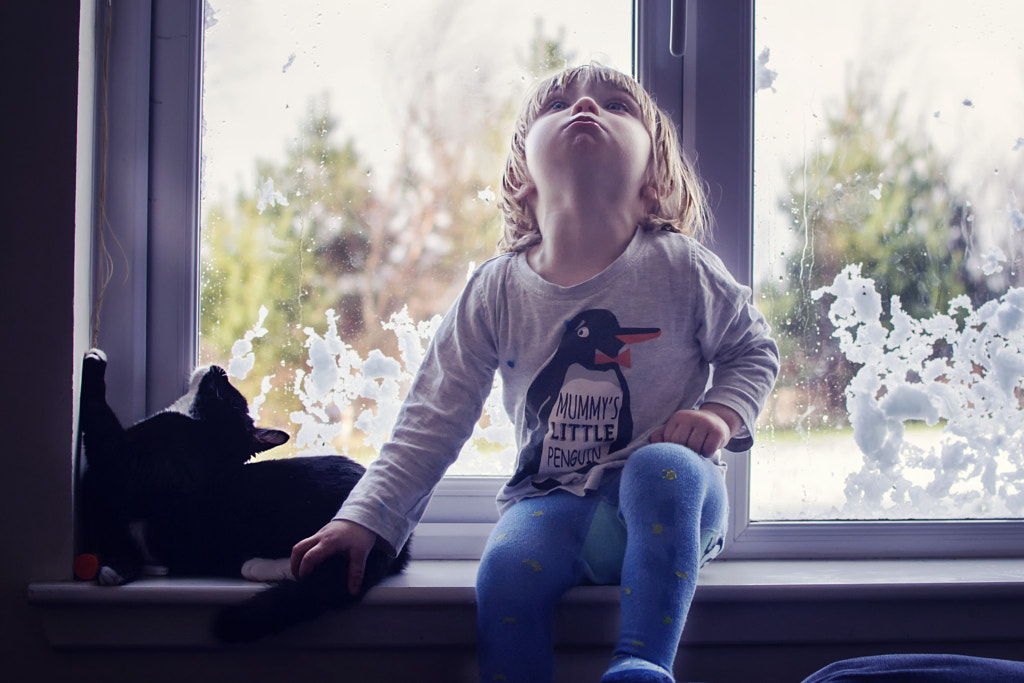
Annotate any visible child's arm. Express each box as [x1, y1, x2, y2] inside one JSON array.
[[650, 402, 743, 457], [298, 266, 500, 570], [689, 244, 780, 452]]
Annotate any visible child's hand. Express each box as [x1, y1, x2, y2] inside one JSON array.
[[650, 403, 741, 457], [291, 519, 379, 595]]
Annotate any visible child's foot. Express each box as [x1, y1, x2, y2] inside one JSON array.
[[600, 656, 675, 683]]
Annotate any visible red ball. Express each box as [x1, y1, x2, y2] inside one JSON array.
[[73, 553, 99, 581]]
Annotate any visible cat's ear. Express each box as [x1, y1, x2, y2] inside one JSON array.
[[252, 428, 289, 453]]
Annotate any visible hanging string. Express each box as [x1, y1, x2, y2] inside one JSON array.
[[90, 0, 129, 349]]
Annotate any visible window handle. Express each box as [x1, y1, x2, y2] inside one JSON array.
[[670, 0, 687, 56]]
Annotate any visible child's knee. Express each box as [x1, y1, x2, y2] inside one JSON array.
[[620, 443, 727, 528], [476, 536, 522, 600], [476, 531, 573, 608], [622, 442, 706, 490]]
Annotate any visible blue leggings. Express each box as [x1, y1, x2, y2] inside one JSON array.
[[475, 443, 728, 682]]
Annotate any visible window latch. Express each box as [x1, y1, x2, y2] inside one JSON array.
[[670, 0, 686, 56]]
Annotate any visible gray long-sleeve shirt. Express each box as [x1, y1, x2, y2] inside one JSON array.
[[335, 228, 779, 554]]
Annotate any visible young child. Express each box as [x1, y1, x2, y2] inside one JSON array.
[[291, 64, 779, 683]]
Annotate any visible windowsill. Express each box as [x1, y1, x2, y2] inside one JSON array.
[[28, 558, 1024, 649]]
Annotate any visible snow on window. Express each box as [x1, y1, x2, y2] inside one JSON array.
[[816, 265, 1024, 518], [228, 306, 515, 475], [751, 0, 1024, 521], [199, 0, 629, 475]]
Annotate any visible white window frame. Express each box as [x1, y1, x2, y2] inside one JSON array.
[[94, 0, 1024, 561]]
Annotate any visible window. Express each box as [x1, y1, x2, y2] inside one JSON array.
[[197, 0, 632, 475], [95, 0, 1024, 560], [735, 0, 1024, 557], [752, 0, 1024, 523]]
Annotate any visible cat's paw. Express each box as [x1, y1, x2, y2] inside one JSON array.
[[96, 565, 129, 586], [85, 348, 108, 364], [95, 558, 142, 586], [241, 557, 294, 582], [82, 349, 108, 388]]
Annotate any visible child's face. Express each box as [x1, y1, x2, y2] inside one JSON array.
[[522, 77, 652, 210]]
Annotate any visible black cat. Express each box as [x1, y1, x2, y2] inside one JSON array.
[[77, 348, 410, 643]]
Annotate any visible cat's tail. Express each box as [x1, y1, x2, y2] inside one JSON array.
[[212, 552, 383, 644]]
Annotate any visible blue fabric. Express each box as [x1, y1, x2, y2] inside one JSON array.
[[475, 443, 728, 683], [802, 654, 1024, 682], [613, 444, 727, 672], [600, 655, 675, 682], [600, 668, 675, 683]]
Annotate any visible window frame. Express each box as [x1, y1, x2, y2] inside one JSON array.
[[96, 0, 1024, 561], [92, 0, 201, 426]]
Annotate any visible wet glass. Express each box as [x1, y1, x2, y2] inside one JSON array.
[[752, 0, 1024, 520], [199, 0, 631, 472]]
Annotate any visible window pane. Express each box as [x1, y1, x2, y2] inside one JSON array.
[[199, 0, 631, 474], [752, 0, 1024, 520]]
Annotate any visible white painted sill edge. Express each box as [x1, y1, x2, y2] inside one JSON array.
[[28, 558, 1024, 650]]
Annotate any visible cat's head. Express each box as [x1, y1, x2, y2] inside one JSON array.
[[168, 365, 289, 461]]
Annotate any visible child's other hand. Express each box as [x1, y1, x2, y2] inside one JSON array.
[[291, 519, 378, 595], [650, 404, 741, 457]]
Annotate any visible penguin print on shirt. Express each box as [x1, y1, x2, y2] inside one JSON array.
[[509, 309, 661, 490]]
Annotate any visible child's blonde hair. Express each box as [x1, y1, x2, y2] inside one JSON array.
[[498, 63, 710, 254]]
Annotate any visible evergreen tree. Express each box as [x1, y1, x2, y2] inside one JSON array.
[[764, 77, 976, 426]]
